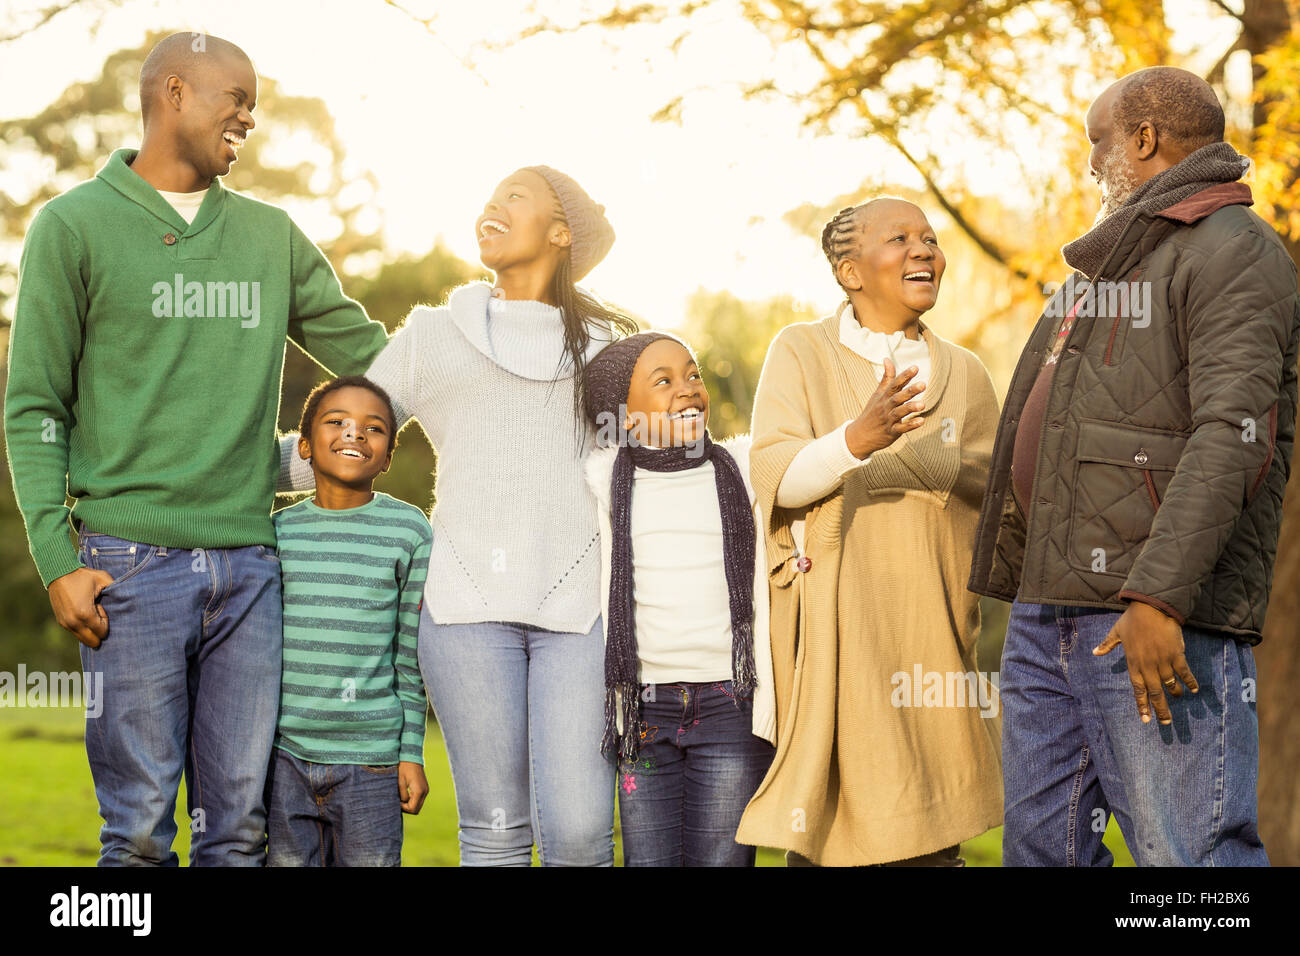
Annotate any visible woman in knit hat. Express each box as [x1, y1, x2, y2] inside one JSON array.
[[583, 331, 776, 866], [278, 167, 637, 866], [734, 197, 1003, 866]]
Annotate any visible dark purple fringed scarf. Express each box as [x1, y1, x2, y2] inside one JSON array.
[[601, 432, 756, 762]]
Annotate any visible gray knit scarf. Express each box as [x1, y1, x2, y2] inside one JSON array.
[[1062, 142, 1247, 278]]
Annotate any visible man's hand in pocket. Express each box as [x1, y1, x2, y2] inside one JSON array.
[[49, 567, 115, 648]]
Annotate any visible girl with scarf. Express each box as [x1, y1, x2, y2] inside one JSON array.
[[735, 197, 1003, 866], [278, 167, 639, 865], [583, 332, 776, 866]]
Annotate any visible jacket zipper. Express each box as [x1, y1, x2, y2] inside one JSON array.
[[1143, 470, 1161, 510], [1103, 269, 1142, 366], [1248, 401, 1280, 502], [1103, 314, 1123, 366]]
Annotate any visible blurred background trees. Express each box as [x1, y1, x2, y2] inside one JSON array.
[[2, 1, 1298, 859], [515, 0, 1300, 861], [0, 31, 486, 674]]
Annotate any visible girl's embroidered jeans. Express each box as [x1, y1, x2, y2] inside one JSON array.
[[618, 680, 774, 867]]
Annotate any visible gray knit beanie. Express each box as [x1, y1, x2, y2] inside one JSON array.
[[583, 331, 692, 434], [524, 165, 616, 281]]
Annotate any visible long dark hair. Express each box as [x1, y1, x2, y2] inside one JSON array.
[[545, 215, 640, 449]]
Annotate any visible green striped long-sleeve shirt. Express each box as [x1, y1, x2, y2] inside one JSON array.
[[272, 492, 433, 765]]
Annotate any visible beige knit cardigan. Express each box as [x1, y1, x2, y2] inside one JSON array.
[[735, 308, 1004, 866]]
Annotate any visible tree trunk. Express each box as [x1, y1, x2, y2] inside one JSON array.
[[1255, 230, 1300, 865], [1239, 0, 1299, 867], [1258, 448, 1300, 864]]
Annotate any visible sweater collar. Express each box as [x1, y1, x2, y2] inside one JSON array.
[[1155, 181, 1253, 224], [829, 302, 951, 409], [446, 281, 615, 381], [301, 492, 384, 516], [820, 305, 959, 501], [838, 304, 931, 364], [97, 148, 227, 237]]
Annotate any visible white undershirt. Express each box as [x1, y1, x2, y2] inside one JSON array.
[[155, 187, 209, 225], [630, 462, 736, 684], [778, 303, 932, 552]]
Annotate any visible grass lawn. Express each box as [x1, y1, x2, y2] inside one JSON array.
[[0, 706, 1133, 866]]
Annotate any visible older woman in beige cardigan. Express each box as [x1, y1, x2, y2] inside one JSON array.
[[735, 198, 1003, 866]]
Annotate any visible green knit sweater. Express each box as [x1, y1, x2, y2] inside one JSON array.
[[4, 149, 390, 586]]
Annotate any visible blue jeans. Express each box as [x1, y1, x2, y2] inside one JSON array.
[[265, 748, 403, 866], [618, 680, 775, 867], [1001, 600, 1267, 866], [76, 526, 282, 866], [417, 607, 615, 866]]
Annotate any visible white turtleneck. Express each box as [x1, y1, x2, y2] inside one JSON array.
[[777, 303, 932, 549]]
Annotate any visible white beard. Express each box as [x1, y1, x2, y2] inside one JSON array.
[[1096, 141, 1140, 222]]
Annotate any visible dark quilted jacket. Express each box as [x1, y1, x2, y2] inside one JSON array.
[[969, 183, 1300, 643]]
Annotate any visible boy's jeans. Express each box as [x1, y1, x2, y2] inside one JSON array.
[[76, 526, 282, 866], [1001, 600, 1268, 866], [618, 680, 774, 867], [417, 607, 615, 866], [265, 748, 403, 866]]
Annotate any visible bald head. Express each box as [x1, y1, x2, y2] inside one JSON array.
[[819, 196, 944, 324], [1109, 66, 1224, 158], [139, 32, 252, 127], [854, 197, 918, 233], [821, 196, 920, 278]]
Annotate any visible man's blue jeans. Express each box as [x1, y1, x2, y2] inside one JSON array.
[[265, 748, 404, 866], [417, 607, 615, 866], [77, 526, 283, 866], [618, 680, 774, 867], [1000, 600, 1267, 866]]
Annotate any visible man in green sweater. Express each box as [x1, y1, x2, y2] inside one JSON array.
[[3, 32, 390, 865]]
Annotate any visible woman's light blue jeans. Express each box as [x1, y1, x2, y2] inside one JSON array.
[[417, 607, 615, 866]]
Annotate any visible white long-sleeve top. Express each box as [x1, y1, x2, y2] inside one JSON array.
[[778, 302, 931, 551], [584, 435, 776, 745], [626, 461, 735, 682]]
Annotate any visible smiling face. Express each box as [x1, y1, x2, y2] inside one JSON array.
[[475, 169, 570, 275], [173, 49, 257, 182], [624, 338, 709, 448], [299, 385, 393, 488], [837, 199, 945, 321]]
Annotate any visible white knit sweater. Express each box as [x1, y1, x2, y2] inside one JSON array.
[[277, 281, 615, 634]]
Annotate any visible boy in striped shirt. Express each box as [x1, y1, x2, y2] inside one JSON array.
[[266, 375, 433, 866]]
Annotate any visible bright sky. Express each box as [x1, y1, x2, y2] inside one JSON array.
[[0, 0, 1243, 329]]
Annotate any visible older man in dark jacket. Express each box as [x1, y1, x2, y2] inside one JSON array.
[[970, 66, 1299, 866]]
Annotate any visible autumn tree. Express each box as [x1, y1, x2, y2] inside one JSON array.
[[506, 0, 1300, 862], [0, 31, 481, 671]]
